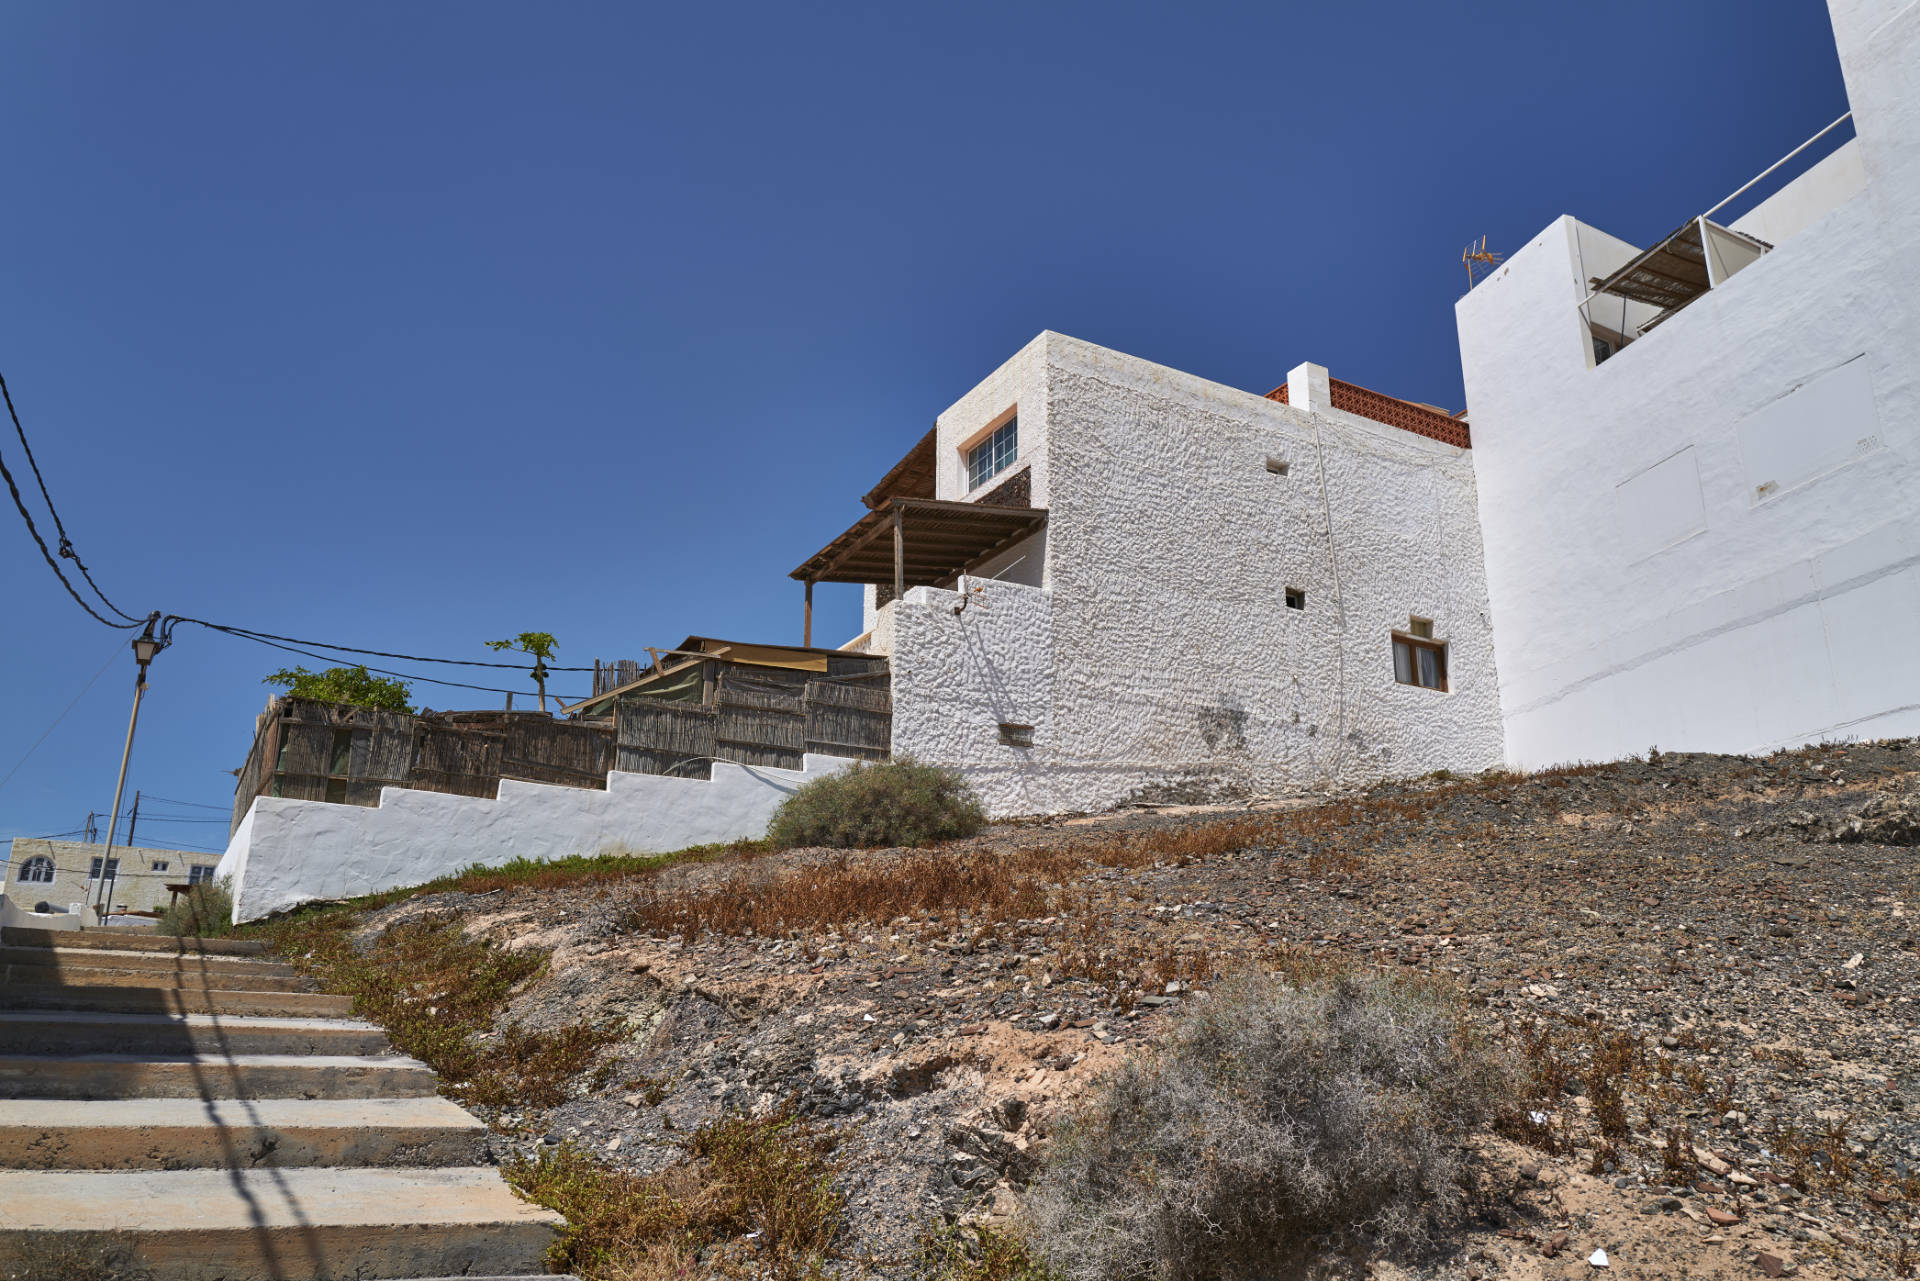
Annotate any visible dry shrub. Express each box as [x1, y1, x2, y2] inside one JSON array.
[[768, 757, 987, 849], [507, 1112, 843, 1281], [159, 880, 235, 937], [1027, 972, 1513, 1281]]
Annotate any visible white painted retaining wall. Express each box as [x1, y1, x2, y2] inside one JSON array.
[[217, 755, 854, 923], [0, 894, 81, 931], [1454, 0, 1920, 768], [884, 332, 1504, 817]]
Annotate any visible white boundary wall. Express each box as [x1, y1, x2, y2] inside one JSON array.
[[1454, 0, 1920, 768], [217, 755, 853, 922], [879, 333, 1503, 817]]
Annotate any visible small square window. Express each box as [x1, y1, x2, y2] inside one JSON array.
[[1265, 456, 1290, 476], [188, 865, 217, 885], [967, 417, 1019, 491], [997, 722, 1034, 748], [151, 860, 169, 872], [1284, 588, 1305, 611]]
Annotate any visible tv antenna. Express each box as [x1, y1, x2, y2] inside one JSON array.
[[1462, 235, 1504, 288]]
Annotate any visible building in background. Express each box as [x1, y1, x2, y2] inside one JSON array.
[[3, 838, 216, 918], [1455, 0, 1919, 767]]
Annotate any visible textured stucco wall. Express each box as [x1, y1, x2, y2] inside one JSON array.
[[217, 755, 854, 922], [888, 333, 1503, 817], [1454, 0, 1920, 767]]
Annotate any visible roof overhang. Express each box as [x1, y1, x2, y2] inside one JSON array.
[[1587, 217, 1771, 318], [862, 428, 937, 511], [791, 497, 1047, 587]]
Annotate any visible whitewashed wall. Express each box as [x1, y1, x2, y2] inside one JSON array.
[[1454, 0, 1920, 767], [217, 755, 853, 922], [886, 332, 1503, 817]]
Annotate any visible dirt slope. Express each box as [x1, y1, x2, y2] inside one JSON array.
[[355, 741, 1919, 1279]]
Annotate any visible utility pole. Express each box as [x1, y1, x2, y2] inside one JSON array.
[[84, 811, 98, 843], [125, 790, 141, 848], [95, 614, 167, 922]]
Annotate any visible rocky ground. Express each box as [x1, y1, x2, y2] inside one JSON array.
[[351, 741, 1920, 1280]]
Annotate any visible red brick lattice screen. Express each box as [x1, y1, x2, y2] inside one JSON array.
[[1266, 380, 1470, 449]]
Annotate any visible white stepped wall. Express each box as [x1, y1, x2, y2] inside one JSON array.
[[217, 755, 854, 923]]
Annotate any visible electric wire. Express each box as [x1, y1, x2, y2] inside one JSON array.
[[0, 638, 127, 800], [172, 622, 587, 700], [165, 617, 596, 671], [0, 373, 145, 624], [137, 794, 227, 811], [0, 435, 140, 630]]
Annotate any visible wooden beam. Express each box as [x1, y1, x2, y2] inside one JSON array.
[[803, 579, 814, 648], [893, 506, 904, 601]]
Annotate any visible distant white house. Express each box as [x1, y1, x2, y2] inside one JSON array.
[[1454, 0, 1920, 767], [794, 333, 1503, 818]]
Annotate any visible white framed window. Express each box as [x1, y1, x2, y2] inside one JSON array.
[[151, 860, 170, 872], [89, 857, 120, 881], [16, 856, 54, 884], [188, 864, 217, 885], [966, 417, 1018, 491]]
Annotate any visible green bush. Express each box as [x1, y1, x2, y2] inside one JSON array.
[[766, 758, 986, 849], [1027, 972, 1514, 1279], [159, 879, 235, 937]]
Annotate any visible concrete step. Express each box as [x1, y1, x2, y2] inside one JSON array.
[[0, 982, 351, 1019], [0, 943, 301, 978], [0, 1053, 438, 1100], [0, 961, 315, 993], [0, 927, 264, 956], [0, 1010, 390, 1057], [0, 1166, 562, 1281], [0, 1095, 487, 1169]]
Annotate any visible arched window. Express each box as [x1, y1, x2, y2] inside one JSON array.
[[15, 856, 55, 884]]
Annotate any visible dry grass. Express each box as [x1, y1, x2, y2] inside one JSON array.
[[267, 911, 622, 1109], [914, 1225, 1058, 1281], [506, 1112, 844, 1281], [0, 1233, 152, 1281]]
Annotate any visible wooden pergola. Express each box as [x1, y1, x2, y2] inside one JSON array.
[[790, 497, 1047, 645]]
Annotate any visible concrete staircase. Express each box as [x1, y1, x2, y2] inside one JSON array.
[[0, 926, 570, 1281]]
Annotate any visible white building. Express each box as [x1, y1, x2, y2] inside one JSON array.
[[1455, 0, 1920, 767], [794, 333, 1503, 817]]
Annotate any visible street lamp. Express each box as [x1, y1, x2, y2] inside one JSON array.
[[94, 613, 167, 922]]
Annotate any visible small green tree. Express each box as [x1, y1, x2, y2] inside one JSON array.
[[263, 665, 415, 712], [486, 632, 559, 711]]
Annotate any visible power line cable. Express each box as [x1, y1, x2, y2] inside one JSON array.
[[169, 622, 587, 700], [0, 438, 140, 630], [137, 794, 227, 811], [166, 617, 596, 671], [0, 373, 144, 624], [0, 637, 127, 800]]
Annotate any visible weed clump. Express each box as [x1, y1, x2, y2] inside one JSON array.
[[1027, 972, 1512, 1280], [767, 757, 986, 850], [506, 1112, 842, 1281], [159, 878, 235, 937]]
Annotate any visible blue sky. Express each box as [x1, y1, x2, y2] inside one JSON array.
[[0, 2, 1850, 857]]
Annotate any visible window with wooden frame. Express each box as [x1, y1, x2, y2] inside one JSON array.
[[966, 417, 1018, 491], [1392, 618, 1447, 692]]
